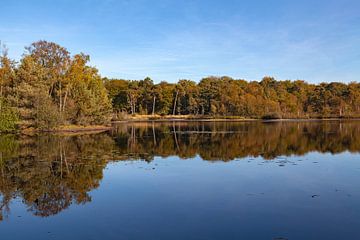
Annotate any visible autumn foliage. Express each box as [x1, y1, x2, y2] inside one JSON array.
[[1, 41, 360, 131], [0, 41, 112, 131], [106, 76, 360, 119]]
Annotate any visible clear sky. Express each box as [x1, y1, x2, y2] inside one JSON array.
[[1, 0, 359, 83]]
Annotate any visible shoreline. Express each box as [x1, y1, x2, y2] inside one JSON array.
[[19, 125, 113, 135], [114, 118, 360, 122], [12, 117, 360, 134], [112, 115, 360, 123]]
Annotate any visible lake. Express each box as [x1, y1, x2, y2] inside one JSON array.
[[0, 120, 360, 240]]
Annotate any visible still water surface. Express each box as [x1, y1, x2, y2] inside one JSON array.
[[0, 121, 360, 239]]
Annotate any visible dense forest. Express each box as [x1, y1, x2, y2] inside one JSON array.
[[106, 76, 360, 120], [1, 41, 360, 131]]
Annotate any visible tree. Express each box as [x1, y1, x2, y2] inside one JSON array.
[[104, 78, 129, 112], [67, 54, 112, 125], [176, 80, 199, 115], [0, 45, 16, 102], [138, 77, 154, 114], [25, 41, 71, 113]]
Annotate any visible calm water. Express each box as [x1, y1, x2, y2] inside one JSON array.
[[0, 121, 360, 240]]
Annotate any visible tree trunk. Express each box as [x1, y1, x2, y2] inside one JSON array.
[[59, 81, 62, 113], [133, 100, 136, 114], [128, 93, 134, 114], [62, 87, 69, 112], [173, 90, 179, 115], [152, 95, 156, 115], [0, 85, 3, 111], [131, 100, 134, 114], [49, 84, 54, 97]]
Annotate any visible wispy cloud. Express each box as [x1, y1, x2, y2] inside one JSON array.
[[1, 0, 359, 83]]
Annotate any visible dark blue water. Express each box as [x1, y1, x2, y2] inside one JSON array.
[[0, 121, 359, 239]]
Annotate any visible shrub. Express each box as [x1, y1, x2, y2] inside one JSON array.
[[261, 112, 282, 120], [34, 95, 62, 130], [115, 111, 130, 120], [0, 98, 18, 132]]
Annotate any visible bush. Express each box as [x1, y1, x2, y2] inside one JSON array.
[[261, 112, 282, 120], [114, 111, 130, 120], [0, 99, 18, 132], [34, 95, 62, 130]]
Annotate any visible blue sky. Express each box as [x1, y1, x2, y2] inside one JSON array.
[[1, 0, 359, 83]]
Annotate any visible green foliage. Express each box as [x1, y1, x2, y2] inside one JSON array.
[[68, 54, 112, 125], [34, 93, 62, 130], [105, 79, 129, 112], [1, 41, 112, 130], [0, 98, 18, 132]]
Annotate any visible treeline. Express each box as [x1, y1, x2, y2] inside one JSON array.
[[0, 41, 111, 131], [2, 40, 360, 131], [105, 76, 360, 119]]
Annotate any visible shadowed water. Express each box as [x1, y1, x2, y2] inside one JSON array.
[[0, 121, 360, 239]]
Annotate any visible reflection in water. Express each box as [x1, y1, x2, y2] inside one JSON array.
[[0, 134, 114, 220], [0, 120, 360, 220], [112, 120, 360, 160]]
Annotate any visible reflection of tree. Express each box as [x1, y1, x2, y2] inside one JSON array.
[[1, 121, 360, 220], [0, 133, 114, 219], [111, 121, 360, 161]]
